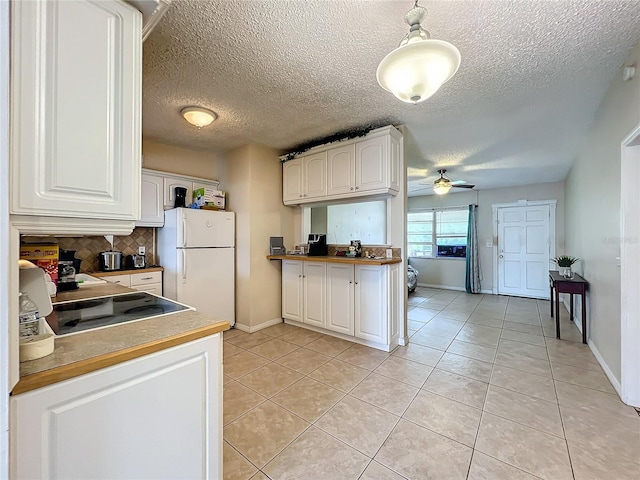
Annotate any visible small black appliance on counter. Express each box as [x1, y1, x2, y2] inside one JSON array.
[[57, 249, 81, 291], [126, 254, 146, 269], [307, 234, 328, 256]]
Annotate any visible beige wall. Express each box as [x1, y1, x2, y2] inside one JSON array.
[[142, 139, 228, 182], [408, 181, 565, 292], [565, 42, 640, 382], [227, 143, 296, 330]]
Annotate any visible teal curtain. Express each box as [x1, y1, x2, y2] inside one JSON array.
[[465, 204, 481, 293]]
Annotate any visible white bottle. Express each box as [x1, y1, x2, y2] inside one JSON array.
[[19, 292, 40, 337]]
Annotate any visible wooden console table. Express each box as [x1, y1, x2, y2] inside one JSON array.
[[549, 271, 588, 344]]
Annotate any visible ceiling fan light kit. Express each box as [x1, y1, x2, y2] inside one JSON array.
[[181, 106, 217, 128], [376, 0, 461, 104], [433, 177, 452, 195]]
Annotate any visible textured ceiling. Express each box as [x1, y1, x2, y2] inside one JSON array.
[[142, 0, 640, 194]]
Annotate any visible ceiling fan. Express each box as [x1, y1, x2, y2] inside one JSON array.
[[416, 169, 475, 195]]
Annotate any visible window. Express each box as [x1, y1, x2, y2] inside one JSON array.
[[408, 208, 469, 258]]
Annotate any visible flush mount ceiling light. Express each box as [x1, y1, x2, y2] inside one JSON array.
[[376, 0, 461, 104], [181, 107, 217, 128]]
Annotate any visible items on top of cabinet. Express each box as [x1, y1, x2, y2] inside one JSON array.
[[282, 125, 402, 206]]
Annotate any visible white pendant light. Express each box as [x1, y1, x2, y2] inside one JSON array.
[[181, 107, 217, 128], [377, 1, 460, 104]]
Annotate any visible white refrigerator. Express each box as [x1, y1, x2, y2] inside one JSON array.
[[157, 208, 235, 326]]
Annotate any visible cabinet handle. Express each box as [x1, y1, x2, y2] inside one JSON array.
[[298, 274, 302, 278], [349, 281, 352, 284], [355, 186, 360, 190], [141, 276, 153, 280], [350, 187, 354, 191], [355, 281, 359, 285], [113, 281, 121, 284], [299, 194, 303, 198]]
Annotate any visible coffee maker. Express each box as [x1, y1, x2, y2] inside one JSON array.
[[307, 234, 328, 256]]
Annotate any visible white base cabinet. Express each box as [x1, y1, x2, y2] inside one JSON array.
[[282, 260, 327, 328], [283, 260, 400, 351], [101, 270, 163, 295], [10, 335, 223, 480]]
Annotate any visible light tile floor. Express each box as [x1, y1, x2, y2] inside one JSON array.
[[222, 287, 640, 480]]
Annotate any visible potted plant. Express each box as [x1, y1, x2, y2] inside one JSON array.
[[553, 255, 580, 278]]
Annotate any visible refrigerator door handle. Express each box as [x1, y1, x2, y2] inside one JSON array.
[[181, 249, 187, 282], [181, 213, 188, 248]]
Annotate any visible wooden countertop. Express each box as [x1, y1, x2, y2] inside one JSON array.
[[90, 267, 164, 277], [13, 284, 229, 395], [267, 254, 402, 265]]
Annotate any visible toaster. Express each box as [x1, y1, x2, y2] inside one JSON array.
[[127, 254, 146, 269]]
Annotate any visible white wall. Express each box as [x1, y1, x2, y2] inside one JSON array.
[[227, 143, 296, 331], [408, 182, 565, 292], [565, 42, 640, 383], [142, 139, 228, 183]]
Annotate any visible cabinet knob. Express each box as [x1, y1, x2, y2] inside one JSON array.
[[349, 281, 352, 284], [355, 281, 359, 285], [355, 186, 360, 190], [299, 194, 303, 198], [350, 187, 354, 191]]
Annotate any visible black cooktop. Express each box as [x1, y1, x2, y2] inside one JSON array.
[[47, 292, 189, 336]]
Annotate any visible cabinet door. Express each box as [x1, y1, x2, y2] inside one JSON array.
[[10, 0, 141, 220], [11, 335, 222, 480], [303, 261, 326, 328], [283, 159, 304, 203], [164, 176, 193, 209], [303, 152, 327, 199], [282, 261, 303, 322], [327, 145, 356, 196], [354, 265, 388, 344], [137, 173, 164, 227], [326, 263, 354, 335], [355, 135, 389, 193]]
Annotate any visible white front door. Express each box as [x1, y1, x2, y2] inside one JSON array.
[[497, 205, 551, 298]]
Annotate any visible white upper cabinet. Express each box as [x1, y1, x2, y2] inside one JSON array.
[[10, 0, 142, 234], [356, 135, 389, 193], [303, 152, 328, 199], [283, 154, 327, 202], [137, 172, 164, 227], [327, 145, 356, 196], [282, 126, 402, 206], [283, 159, 304, 203]]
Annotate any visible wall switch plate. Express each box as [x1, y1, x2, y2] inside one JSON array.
[[138, 246, 146, 256], [385, 248, 392, 258]]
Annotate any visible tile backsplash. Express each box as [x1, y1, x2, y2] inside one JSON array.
[[21, 227, 155, 273], [328, 245, 401, 258]]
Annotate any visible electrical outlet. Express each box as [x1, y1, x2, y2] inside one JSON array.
[[138, 246, 146, 256]]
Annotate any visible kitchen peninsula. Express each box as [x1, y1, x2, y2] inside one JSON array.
[[11, 282, 229, 479], [268, 254, 402, 352]]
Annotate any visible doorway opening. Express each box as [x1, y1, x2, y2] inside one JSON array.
[[620, 123, 640, 407]]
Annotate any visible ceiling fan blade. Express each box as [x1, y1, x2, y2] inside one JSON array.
[[452, 184, 475, 189], [450, 180, 467, 185], [410, 186, 433, 192]]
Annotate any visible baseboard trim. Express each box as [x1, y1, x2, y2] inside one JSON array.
[[416, 283, 493, 295], [283, 319, 396, 352], [588, 339, 623, 400], [233, 318, 283, 333]]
